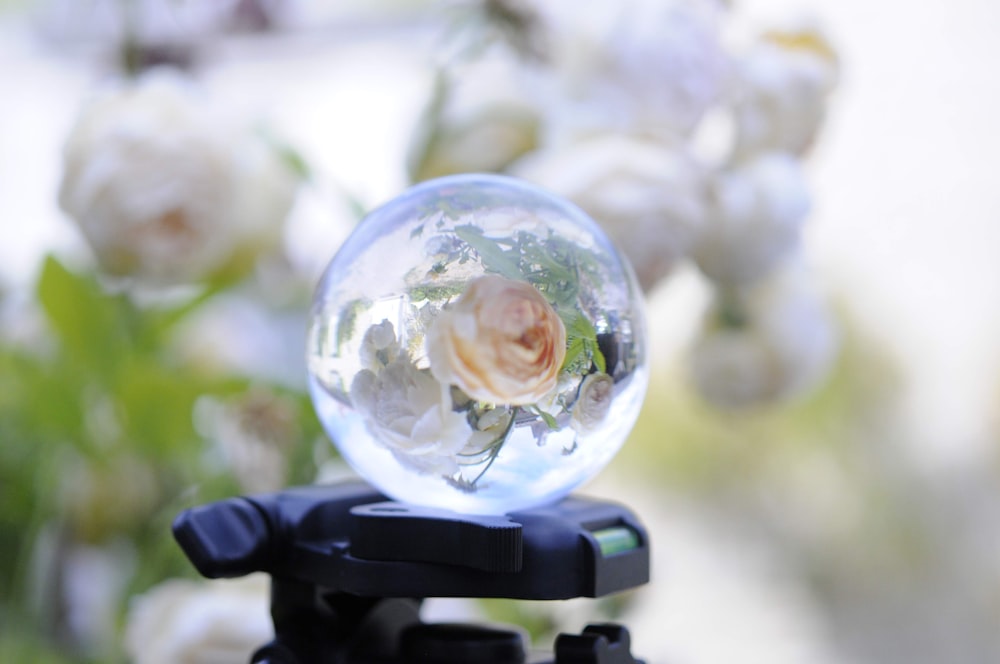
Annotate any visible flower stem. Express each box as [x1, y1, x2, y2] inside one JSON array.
[[468, 406, 519, 487], [118, 0, 142, 78]]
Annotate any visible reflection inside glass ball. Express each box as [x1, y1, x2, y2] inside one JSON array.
[[307, 174, 647, 514]]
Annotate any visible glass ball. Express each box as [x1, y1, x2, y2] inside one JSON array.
[[307, 174, 647, 514]]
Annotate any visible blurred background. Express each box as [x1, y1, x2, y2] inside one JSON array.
[[2, 0, 999, 662]]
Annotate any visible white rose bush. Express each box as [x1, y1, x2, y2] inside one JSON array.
[[690, 270, 838, 409], [124, 575, 273, 664], [511, 133, 708, 292], [691, 152, 811, 286], [410, 0, 841, 409], [729, 17, 840, 162], [408, 53, 542, 182], [1, 1, 846, 661], [1, 38, 320, 664]]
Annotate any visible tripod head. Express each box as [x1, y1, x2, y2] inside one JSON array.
[[170, 175, 654, 661], [173, 480, 648, 663]]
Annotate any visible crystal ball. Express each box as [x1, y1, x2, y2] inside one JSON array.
[[307, 174, 647, 514]]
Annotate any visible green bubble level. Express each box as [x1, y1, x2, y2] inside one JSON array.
[[593, 526, 640, 556]]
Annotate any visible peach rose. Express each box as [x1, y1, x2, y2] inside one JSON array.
[[426, 275, 567, 405]]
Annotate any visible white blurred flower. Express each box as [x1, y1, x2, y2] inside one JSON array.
[[124, 574, 272, 664], [195, 388, 299, 494], [692, 152, 810, 285], [690, 327, 777, 409], [59, 453, 160, 539], [536, 0, 728, 140], [512, 133, 708, 292], [63, 541, 136, 656], [690, 270, 837, 409], [730, 20, 839, 161], [350, 358, 473, 476], [408, 54, 540, 181], [173, 294, 308, 387], [58, 69, 298, 285], [228, 131, 302, 266], [36, 0, 231, 50]]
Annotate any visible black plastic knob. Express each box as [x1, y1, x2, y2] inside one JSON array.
[[172, 498, 271, 578], [350, 502, 523, 573]]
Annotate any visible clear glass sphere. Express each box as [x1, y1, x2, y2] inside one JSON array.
[[307, 174, 647, 514]]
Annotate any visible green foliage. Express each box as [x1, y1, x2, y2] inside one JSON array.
[[1, 255, 325, 661], [0, 629, 79, 664], [618, 313, 899, 491], [454, 224, 523, 281], [560, 310, 606, 375]]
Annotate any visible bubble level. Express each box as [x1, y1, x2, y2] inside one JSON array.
[[592, 526, 640, 556]]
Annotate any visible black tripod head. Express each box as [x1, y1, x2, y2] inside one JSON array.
[[173, 480, 648, 663]]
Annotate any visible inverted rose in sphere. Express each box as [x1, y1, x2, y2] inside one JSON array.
[[308, 174, 647, 513], [427, 275, 566, 406]]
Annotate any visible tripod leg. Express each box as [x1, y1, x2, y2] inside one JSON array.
[[255, 578, 422, 663], [251, 642, 301, 664]]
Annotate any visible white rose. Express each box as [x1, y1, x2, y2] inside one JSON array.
[[228, 131, 301, 269], [730, 20, 839, 161], [124, 575, 272, 664], [350, 359, 473, 476], [690, 328, 777, 410], [359, 319, 401, 371], [570, 372, 615, 433], [690, 270, 837, 409], [751, 271, 838, 399], [58, 69, 298, 285], [536, 0, 728, 140], [512, 133, 707, 292], [466, 405, 516, 453], [691, 152, 810, 285], [408, 54, 540, 181], [194, 388, 298, 494]]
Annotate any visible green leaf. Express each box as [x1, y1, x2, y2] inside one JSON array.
[[561, 336, 587, 374], [36, 255, 131, 380], [117, 358, 248, 459], [336, 298, 369, 354], [277, 144, 311, 180], [588, 339, 607, 374], [454, 225, 523, 280], [409, 283, 466, 302], [535, 408, 558, 430], [559, 310, 606, 375], [139, 285, 225, 348]]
